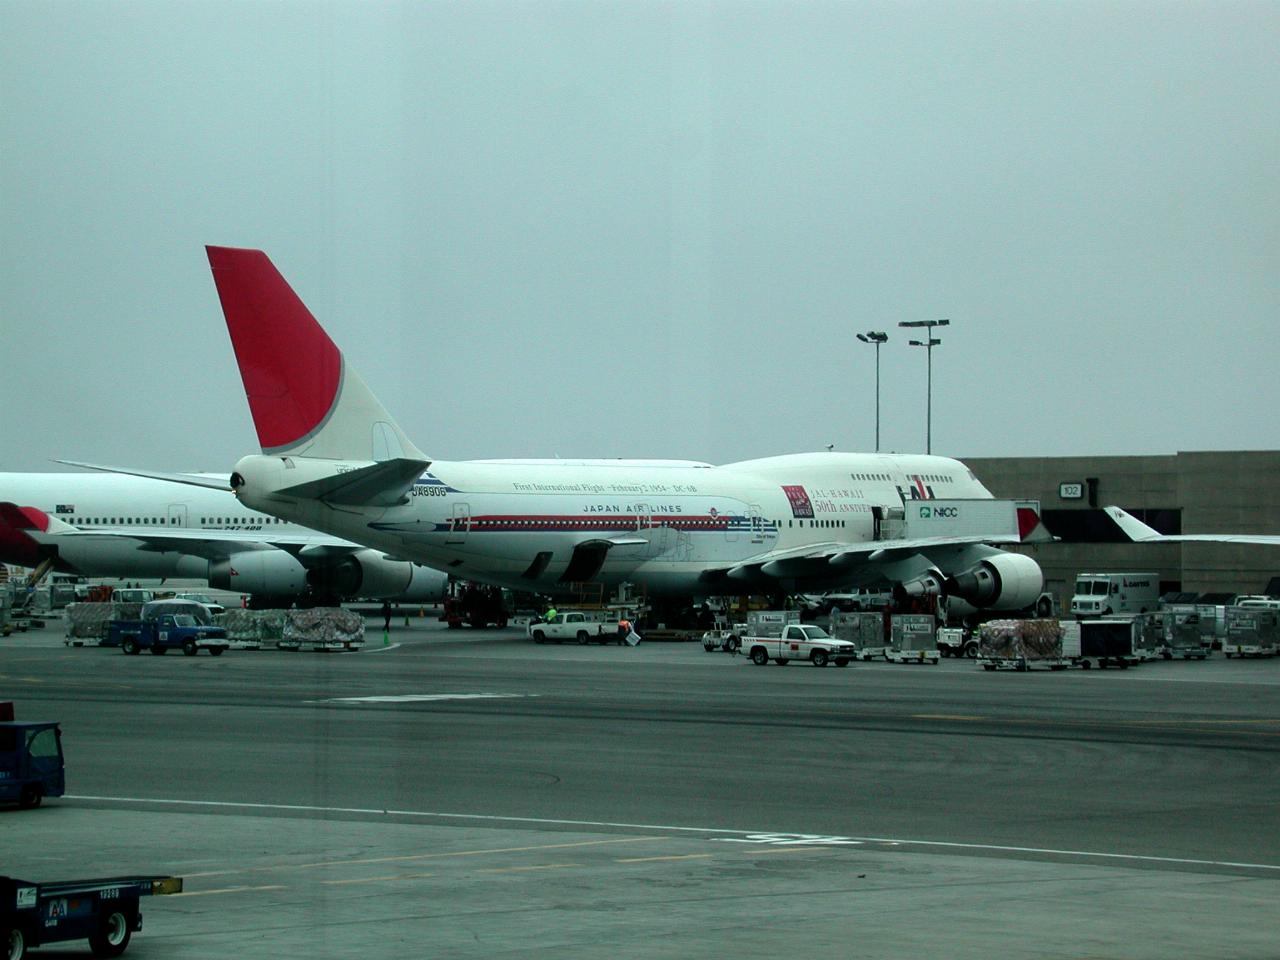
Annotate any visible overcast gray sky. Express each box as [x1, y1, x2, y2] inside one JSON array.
[[2, 0, 1276, 474]]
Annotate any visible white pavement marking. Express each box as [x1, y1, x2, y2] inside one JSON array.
[[314, 693, 538, 703], [66, 795, 1280, 873]]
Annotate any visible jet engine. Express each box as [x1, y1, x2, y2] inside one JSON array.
[[209, 551, 309, 595], [893, 568, 947, 602], [944, 553, 1043, 610], [307, 549, 445, 602]]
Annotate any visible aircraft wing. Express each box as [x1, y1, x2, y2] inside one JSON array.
[[717, 532, 1026, 581], [1105, 506, 1280, 545]]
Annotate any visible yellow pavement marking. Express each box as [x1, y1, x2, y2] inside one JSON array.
[[320, 873, 435, 885], [616, 854, 714, 864], [173, 885, 285, 898], [187, 836, 660, 878]]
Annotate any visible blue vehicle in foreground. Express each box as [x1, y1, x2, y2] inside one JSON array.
[[0, 722, 64, 809], [2, 874, 182, 958]]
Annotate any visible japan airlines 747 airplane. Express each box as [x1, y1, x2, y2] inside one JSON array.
[[111, 246, 1051, 610], [0, 471, 446, 604]]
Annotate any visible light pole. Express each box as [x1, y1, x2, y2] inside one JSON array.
[[856, 331, 888, 452], [898, 319, 950, 454]]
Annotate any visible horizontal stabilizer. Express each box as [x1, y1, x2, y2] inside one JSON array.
[[276, 457, 429, 507], [55, 460, 232, 492], [0, 502, 50, 531]]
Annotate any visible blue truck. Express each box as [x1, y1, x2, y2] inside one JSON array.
[[108, 600, 229, 657], [2, 874, 182, 958], [0, 722, 64, 809]]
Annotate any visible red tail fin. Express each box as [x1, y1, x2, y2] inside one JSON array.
[[207, 246, 342, 453]]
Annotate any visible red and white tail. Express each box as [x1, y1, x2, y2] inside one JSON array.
[[206, 246, 426, 463]]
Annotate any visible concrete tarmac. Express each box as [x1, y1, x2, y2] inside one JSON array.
[[2, 614, 1277, 958]]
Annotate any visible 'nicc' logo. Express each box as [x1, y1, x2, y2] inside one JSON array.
[[919, 506, 958, 519]]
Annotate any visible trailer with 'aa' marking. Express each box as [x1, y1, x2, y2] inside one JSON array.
[[2, 874, 182, 959]]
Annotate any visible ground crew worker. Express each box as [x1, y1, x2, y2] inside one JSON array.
[[617, 616, 631, 645]]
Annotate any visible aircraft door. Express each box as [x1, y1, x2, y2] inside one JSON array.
[[748, 504, 764, 545], [447, 503, 471, 543], [644, 509, 677, 559], [167, 505, 188, 528]]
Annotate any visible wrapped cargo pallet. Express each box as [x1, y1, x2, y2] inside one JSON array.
[[283, 608, 365, 651], [216, 609, 292, 649], [978, 619, 1068, 670], [63, 602, 117, 645]]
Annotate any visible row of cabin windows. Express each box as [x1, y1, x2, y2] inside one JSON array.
[[75, 516, 284, 526], [790, 519, 847, 528], [461, 518, 730, 529], [854, 472, 955, 484]]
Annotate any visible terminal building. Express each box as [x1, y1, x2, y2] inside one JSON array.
[[963, 450, 1280, 607]]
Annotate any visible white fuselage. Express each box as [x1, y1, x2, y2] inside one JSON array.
[[238, 451, 992, 596], [0, 472, 293, 578]]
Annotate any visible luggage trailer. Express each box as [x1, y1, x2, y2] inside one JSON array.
[[2, 874, 182, 959]]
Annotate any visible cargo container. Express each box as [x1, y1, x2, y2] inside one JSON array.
[[887, 614, 938, 664], [1074, 619, 1143, 669], [1222, 606, 1279, 658], [827, 610, 886, 660]]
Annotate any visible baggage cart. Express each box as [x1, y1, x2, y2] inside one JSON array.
[[1222, 606, 1279, 658], [828, 610, 886, 661], [1159, 608, 1211, 660], [1074, 619, 1142, 669], [1, 873, 182, 958], [887, 614, 938, 664], [1134, 613, 1165, 661]]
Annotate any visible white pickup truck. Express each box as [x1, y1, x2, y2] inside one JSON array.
[[528, 611, 618, 645], [744, 623, 857, 667]]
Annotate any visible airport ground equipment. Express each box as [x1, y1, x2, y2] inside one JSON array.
[[977, 619, 1070, 671], [1222, 606, 1278, 658], [1074, 619, 1146, 669], [937, 626, 978, 658], [216, 608, 286, 648], [701, 621, 742, 652], [107, 602, 229, 657], [63, 602, 114, 645], [279, 608, 365, 651], [743, 622, 857, 667], [1, 582, 40, 632], [1069, 573, 1159, 619], [443, 583, 509, 629], [528, 610, 619, 644], [0, 721, 63, 809], [887, 614, 938, 664], [827, 610, 886, 660], [1, 873, 182, 958], [1134, 614, 1167, 661], [1157, 608, 1212, 659]]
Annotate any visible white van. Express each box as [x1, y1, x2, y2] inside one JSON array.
[[1069, 573, 1159, 618]]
